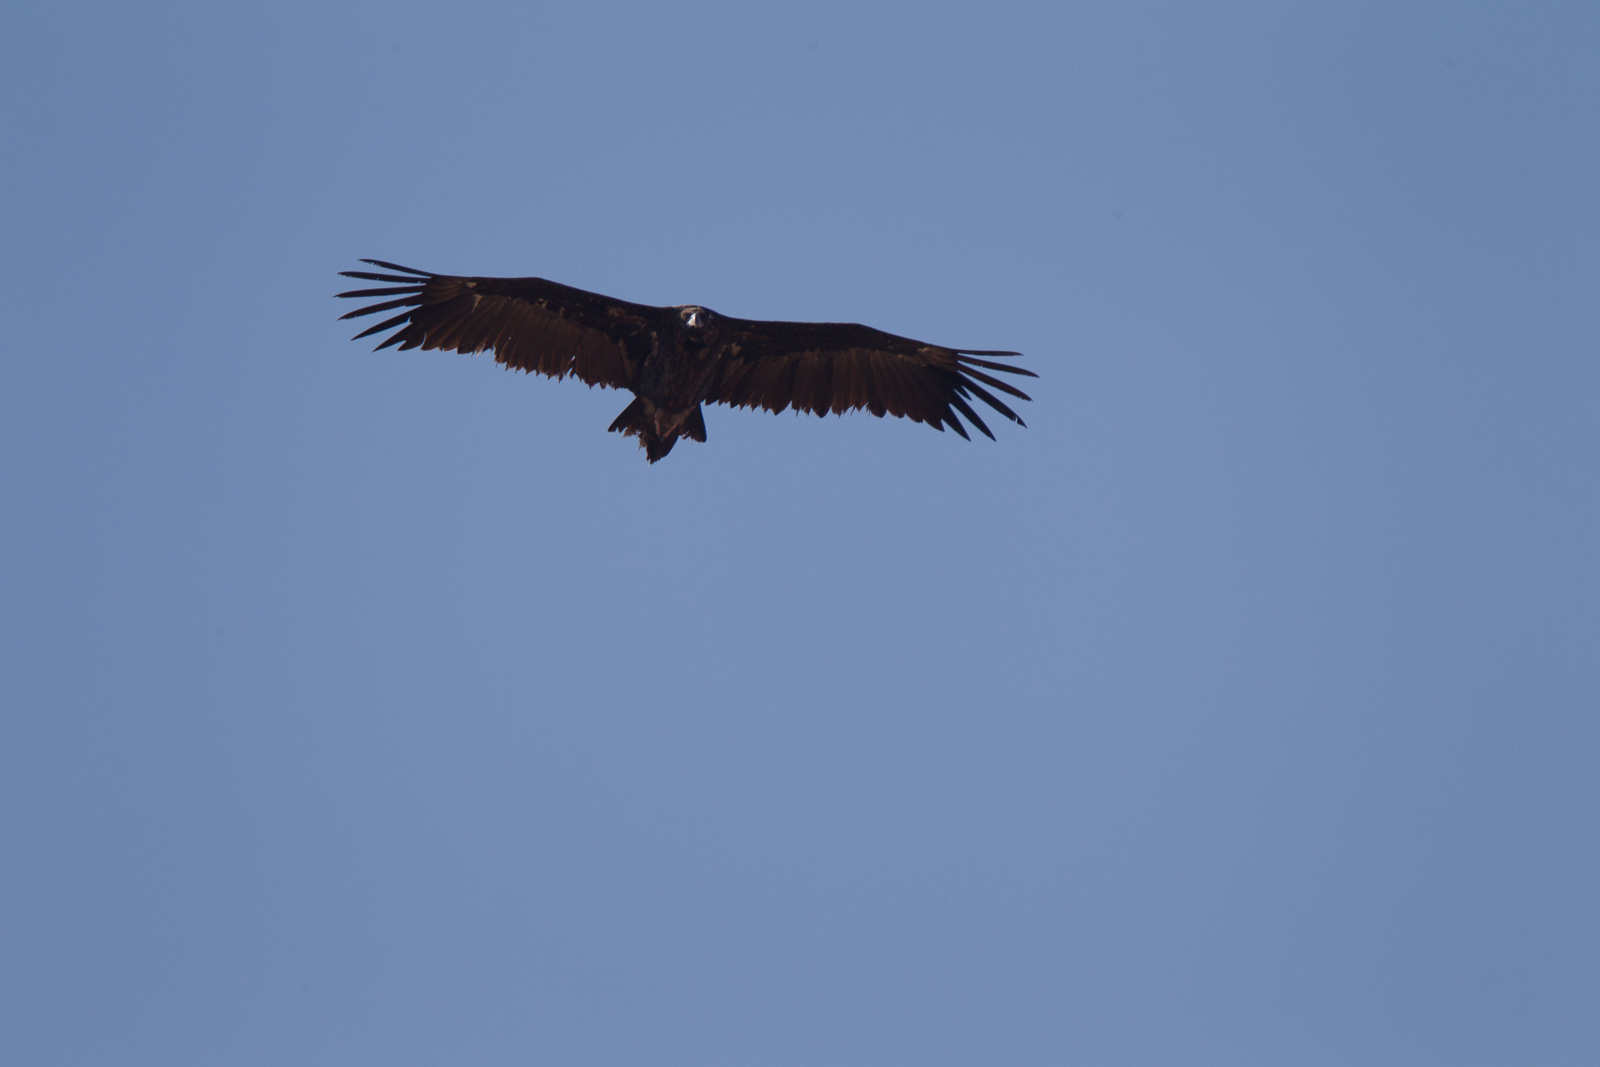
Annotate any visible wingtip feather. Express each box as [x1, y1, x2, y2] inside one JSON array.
[[359, 259, 433, 277]]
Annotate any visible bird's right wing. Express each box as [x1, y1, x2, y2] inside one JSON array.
[[337, 260, 664, 390]]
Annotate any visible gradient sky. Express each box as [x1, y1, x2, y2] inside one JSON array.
[[3, 2, 1597, 1065]]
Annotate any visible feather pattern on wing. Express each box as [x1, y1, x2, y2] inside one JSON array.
[[706, 319, 1037, 440], [336, 260, 657, 390]]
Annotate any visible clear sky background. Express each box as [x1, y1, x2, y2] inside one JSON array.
[[2, 2, 1596, 1064]]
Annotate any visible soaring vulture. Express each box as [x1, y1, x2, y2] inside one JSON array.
[[337, 260, 1034, 463]]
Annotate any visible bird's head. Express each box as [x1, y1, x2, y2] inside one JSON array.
[[678, 305, 714, 330]]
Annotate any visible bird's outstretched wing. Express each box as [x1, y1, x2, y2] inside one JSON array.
[[706, 319, 1034, 439], [336, 260, 662, 390]]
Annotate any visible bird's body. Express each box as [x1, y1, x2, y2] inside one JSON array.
[[337, 261, 1034, 462], [616, 306, 722, 458]]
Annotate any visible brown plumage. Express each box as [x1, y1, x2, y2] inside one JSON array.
[[337, 260, 1035, 463]]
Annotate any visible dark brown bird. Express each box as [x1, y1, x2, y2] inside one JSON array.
[[337, 260, 1035, 463]]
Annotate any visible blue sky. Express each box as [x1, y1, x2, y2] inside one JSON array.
[[2, 2, 1597, 1064]]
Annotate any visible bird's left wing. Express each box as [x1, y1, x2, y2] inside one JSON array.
[[337, 260, 663, 390], [705, 318, 1035, 440]]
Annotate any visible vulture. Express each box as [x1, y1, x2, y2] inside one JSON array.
[[337, 260, 1034, 463]]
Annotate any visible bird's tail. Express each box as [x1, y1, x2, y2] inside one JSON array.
[[608, 400, 706, 464]]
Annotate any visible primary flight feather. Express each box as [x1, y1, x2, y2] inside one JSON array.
[[337, 260, 1035, 463]]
